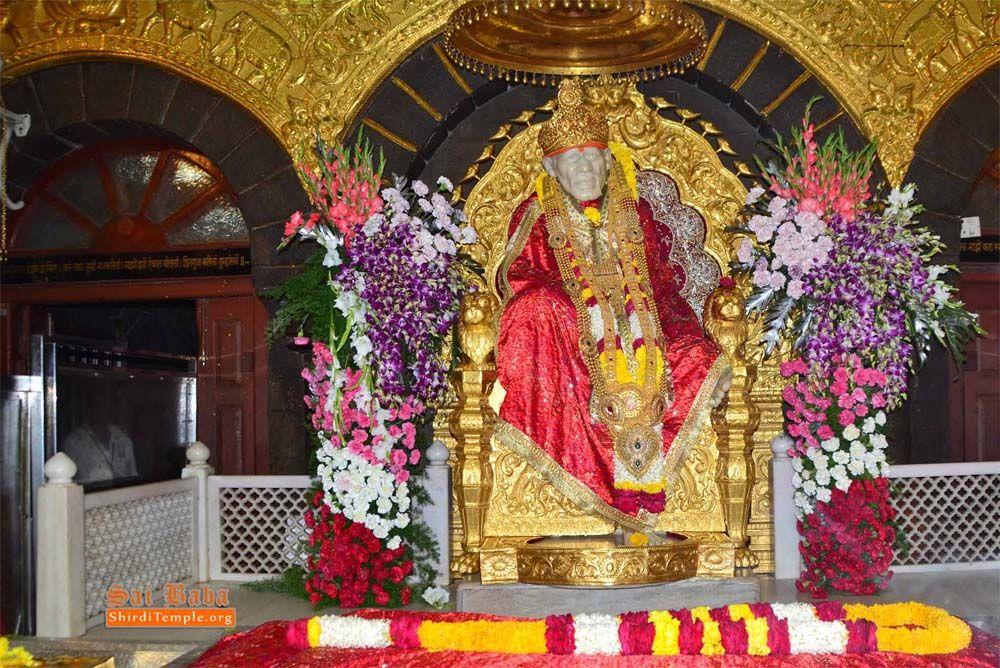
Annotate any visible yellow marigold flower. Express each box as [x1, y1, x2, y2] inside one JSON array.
[[583, 206, 601, 223], [0, 637, 39, 667], [307, 617, 322, 648], [419, 620, 547, 654], [649, 610, 680, 655], [609, 142, 638, 198], [691, 607, 724, 655], [847, 602, 972, 655], [629, 532, 650, 547], [745, 617, 771, 655]]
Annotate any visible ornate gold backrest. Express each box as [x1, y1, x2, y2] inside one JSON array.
[[636, 170, 720, 323], [463, 83, 743, 296], [448, 80, 783, 576]]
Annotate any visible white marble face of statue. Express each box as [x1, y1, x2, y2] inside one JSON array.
[[542, 146, 613, 202]]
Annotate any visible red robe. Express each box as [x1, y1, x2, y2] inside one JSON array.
[[495, 194, 725, 530]]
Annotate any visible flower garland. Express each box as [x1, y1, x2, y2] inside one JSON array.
[[733, 105, 981, 597], [290, 602, 971, 657], [270, 134, 477, 608]]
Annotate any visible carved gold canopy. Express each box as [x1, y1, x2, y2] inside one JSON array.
[[448, 80, 784, 583], [444, 0, 706, 82], [3, 1, 996, 184]]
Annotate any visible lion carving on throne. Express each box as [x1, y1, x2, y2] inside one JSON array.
[[446, 79, 780, 586]]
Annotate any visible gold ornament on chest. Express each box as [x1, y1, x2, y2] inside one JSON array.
[[540, 162, 673, 479]]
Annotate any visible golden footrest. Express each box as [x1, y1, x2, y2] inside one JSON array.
[[478, 533, 743, 586]]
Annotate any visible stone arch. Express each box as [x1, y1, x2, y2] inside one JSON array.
[[4, 60, 312, 473], [5, 60, 311, 287], [901, 64, 999, 464]]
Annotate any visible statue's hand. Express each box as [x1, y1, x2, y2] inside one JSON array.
[[710, 366, 733, 408]]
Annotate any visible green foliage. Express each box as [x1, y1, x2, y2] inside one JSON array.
[[263, 249, 343, 346]]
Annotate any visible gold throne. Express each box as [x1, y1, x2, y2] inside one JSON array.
[[443, 81, 783, 586]]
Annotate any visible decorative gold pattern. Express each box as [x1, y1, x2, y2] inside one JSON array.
[[707, 282, 760, 570], [444, 0, 706, 83], [3, 2, 996, 182], [480, 536, 700, 586], [537, 79, 610, 156]]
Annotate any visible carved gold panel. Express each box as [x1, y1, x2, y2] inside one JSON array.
[[4, 1, 997, 187]]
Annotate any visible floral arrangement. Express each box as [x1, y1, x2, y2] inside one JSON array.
[[736, 112, 981, 394], [796, 478, 898, 597], [288, 601, 971, 657], [733, 107, 982, 597], [267, 134, 478, 608], [782, 356, 902, 593]]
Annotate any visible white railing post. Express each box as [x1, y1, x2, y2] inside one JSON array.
[[770, 432, 800, 580], [36, 453, 86, 637], [181, 441, 213, 582], [422, 440, 452, 586]]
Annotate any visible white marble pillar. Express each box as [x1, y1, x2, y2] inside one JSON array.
[[181, 441, 213, 582], [36, 452, 86, 638], [420, 440, 452, 586], [770, 433, 801, 580]]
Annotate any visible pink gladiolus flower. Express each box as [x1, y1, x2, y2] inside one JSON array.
[[798, 197, 822, 214], [284, 211, 305, 238]]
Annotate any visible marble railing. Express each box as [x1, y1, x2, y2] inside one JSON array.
[[771, 434, 1000, 579], [35, 442, 451, 637]]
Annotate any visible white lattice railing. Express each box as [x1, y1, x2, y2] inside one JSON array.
[[207, 476, 310, 582], [83, 478, 198, 624], [888, 462, 1000, 572], [36, 441, 452, 637], [772, 434, 1000, 579]]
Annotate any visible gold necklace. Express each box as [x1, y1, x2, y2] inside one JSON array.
[[540, 164, 674, 478]]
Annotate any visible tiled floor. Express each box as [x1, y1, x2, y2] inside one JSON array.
[[15, 569, 999, 666]]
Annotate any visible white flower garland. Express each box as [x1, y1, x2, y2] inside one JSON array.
[[316, 616, 392, 648], [573, 614, 622, 655]]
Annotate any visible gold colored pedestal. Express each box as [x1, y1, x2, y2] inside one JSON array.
[[478, 533, 734, 586]]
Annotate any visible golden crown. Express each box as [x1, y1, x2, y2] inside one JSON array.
[[538, 80, 609, 157]]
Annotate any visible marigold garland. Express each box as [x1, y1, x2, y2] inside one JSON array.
[[844, 602, 973, 655], [293, 601, 971, 657]]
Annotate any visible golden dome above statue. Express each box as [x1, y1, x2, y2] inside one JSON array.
[[444, 0, 706, 85]]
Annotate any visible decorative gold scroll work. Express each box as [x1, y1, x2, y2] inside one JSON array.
[[3, 2, 997, 184]]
